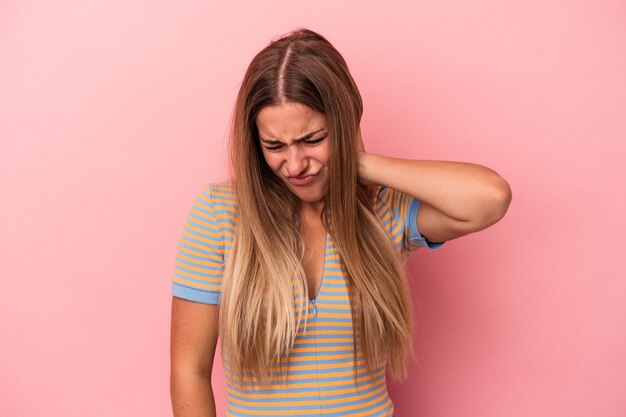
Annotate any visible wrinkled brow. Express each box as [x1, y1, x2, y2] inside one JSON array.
[[260, 128, 325, 143]]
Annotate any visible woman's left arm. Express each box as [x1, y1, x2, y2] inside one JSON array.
[[358, 152, 512, 243]]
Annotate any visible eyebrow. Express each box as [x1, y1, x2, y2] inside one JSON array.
[[260, 128, 325, 144]]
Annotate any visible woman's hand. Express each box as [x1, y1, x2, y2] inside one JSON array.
[[355, 127, 365, 154], [356, 128, 375, 186]]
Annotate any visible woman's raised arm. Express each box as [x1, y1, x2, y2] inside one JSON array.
[[358, 152, 512, 244]]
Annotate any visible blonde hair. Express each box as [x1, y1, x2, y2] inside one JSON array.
[[219, 28, 414, 388]]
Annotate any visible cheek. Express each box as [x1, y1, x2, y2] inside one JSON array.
[[262, 152, 282, 170], [314, 144, 331, 164]]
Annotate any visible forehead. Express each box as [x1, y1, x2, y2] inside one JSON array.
[[256, 102, 326, 141]]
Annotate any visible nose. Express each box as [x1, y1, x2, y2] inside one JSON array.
[[284, 145, 309, 177]]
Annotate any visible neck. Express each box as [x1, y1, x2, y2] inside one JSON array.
[[299, 201, 324, 224]]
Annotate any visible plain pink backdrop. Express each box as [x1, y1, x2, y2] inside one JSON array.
[[1, 1, 625, 416]]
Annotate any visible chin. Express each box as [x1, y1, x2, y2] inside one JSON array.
[[279, 175, 328, 206], [288, 187, 325, 205], [293, 190, 322, 202]]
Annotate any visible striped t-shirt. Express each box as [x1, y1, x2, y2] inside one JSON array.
[[172, 183, 443, 417]]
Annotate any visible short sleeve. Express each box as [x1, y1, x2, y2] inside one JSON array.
[[372, 186, 444, 258], [171, 184, 234, 304]]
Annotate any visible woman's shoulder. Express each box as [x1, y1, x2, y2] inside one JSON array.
[[203, 181, 235, 197], [370, 184, 393, 206], [194, 181, 237, 210]]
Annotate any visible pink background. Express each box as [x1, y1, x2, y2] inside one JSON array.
[[1, 1, 625, 416]]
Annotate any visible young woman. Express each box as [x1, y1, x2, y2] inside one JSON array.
[[170, 28, 511, 417]]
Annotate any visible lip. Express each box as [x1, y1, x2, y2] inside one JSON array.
[[287, 173, 319, 186]]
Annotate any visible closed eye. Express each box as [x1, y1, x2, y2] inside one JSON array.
[[264, 144, 284, 151], [263, 136, 327, 152], [304, 135, 327, 145]]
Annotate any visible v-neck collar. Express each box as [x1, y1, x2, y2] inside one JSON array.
[[308, 230, 328, 302]]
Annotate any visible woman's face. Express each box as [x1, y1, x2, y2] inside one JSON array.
[[256, 102, 330, 211]]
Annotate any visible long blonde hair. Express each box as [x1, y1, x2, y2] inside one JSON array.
[[219, 28, 414, 388]]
